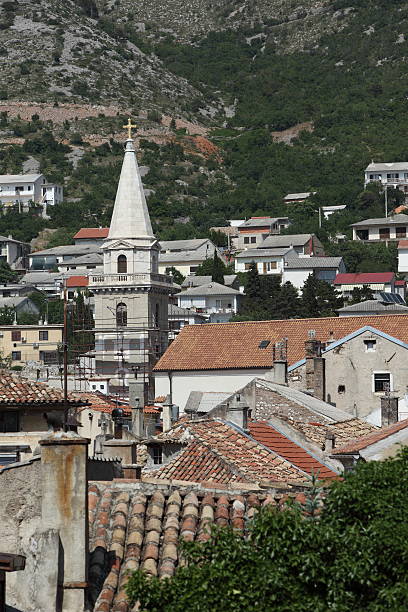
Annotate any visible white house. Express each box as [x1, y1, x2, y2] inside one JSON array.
[[0, 174, 63, 210], [158, 238, 226, 276], [0, 234, 30, 271], [176, 282, 243, 322], [29, 244, 101, 271], [351, 214, 408, 242], [235, 247, 297, 275], [334, 272, 395, 299], [398, 240, 408, 273], [364, 162, 408, 193], [321, 205, 347, 220], [168, 304, 207, 339], [283, 192, 316, 204], [282, 256, 345, 289]]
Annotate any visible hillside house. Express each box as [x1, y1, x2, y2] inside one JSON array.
[[236, 216, 290, 250], [338, 299, 408, 317], [351, 214, 408, 242], [168, 304, 207, 338], [283, 256, 345, 288], [283, 192, 315, 204], [176, 281, 243, 321], [398, 239, 408, 273], [0, 173, 63, 210], [181, 274, 239, 289], [73, 227, 109, 246], [334, 272, 395, 298], [321, 205, 347, 219], [0, 234, 30, 271], [0, 296, 39, 319], [158, 238, 225, 276], [235, 246, 297, 275], [364, 162, 408, 193], [153, 314, 408, 411], [259, 233, 325, 256], [29, 244, 101, 271]]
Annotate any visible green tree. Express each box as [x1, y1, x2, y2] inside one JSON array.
[[194, 253, 232, 279], [126, 448, 408, 611], [245, 262, 261, 300], [211, 250, 225, 284], [301, 274, 343, 318], [0, 261, 17, 283], [349, 286, 375, 304], [0, 305, 15, 324], [167, 267, 185, 286]]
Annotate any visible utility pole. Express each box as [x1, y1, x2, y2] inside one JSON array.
[[63, 281, 69, 430], [384, 185, 388, 218]]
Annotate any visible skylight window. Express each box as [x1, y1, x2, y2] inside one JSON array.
[[259, 340, 270, 349]]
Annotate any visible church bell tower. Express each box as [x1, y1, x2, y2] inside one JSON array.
[[89, 119, 173, 401]]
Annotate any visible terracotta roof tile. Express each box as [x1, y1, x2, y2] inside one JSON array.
[[332, 418, 408, 454], [0, 374, 83, 405], [89, 482, 314, 610], [154, 314, 408, 371], [248, 421, 338, 480], [73, 228, 109, 239], [146, 420, 310, 485], [334, 272, 394, 284], [66, 275, 89, 288]]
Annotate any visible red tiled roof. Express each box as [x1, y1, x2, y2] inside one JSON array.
[[88, 483, 312, 606], [73, 228, 109, 239], [149, 420, 310, 485], [66, 275, 89, 288], [334, 272, 394, 284], [75, 392, 131, 415], [144, 405, 160, 414], [248, 421, 338, 480], [395, 280, 406, 286], [0, 374, 83, 405], [332, 418, 408, 454], [154, 314, 408, 371], [398, 240, 408, 248]]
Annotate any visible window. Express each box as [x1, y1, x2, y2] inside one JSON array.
[[39, 351, 58, 364], [379, 227, 390, 239], [364, 339, 376, 352], [2, 290, 10, 297], [259, 340, 270, 349], [39, 330, 48, 341], [374, 372, 391, 393], [116, 303, 127, 327], [11, 351, 21, 361], [387, 173, 399, 179], [396, 227, 406, 238], [190, 266, 198, 273], [244, 236, 250, 244], [104, 339, 114, 351], [0, 410, 19, 433], [338, 385, 345, 394], [250, 236, 257, 243], [11, 330, 21, 342], [263, 261, 277, 273], [152, 445, 163, 465], [244, 263, 252, 271], [117, 254, 127, 274]]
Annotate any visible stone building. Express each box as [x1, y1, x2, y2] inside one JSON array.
[[88, 131, 173, 399]]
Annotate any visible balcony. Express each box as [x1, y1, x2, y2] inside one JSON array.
[[89, 272, 172, 288]]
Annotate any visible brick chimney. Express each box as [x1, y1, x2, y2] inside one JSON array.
[[305, 339, 325, 401], [381, 396, 399, 427]]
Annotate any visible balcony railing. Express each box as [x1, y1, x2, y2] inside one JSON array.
[[366, 178, 408, 185], [89, 272, 172, 287]]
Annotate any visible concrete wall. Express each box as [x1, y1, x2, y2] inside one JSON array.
[[288, 330, 408, 424], [0, 324, 63, 365], [398, 247, 408, 273], [154, 368, 269, 411]]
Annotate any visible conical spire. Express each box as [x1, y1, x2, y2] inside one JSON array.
[[108, 138, 154, 241]]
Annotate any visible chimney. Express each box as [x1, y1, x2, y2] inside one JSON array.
[[39, 431, 89, 612], [162, 397, 173, 433], [227, 394, 249, 431], [324, 432, 335, 452], [272, 360, 287, 384], [305, 339, 326, 401], [129, 380, 145, 439], [381, 396, 399, 427]]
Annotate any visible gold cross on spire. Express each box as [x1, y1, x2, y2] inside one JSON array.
[[123, 117, 137, 139]]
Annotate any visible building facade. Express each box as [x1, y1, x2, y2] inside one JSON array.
[[0, 173, 63, 210], [0, 324, 63, 365], [351, 214, 408, 242], [364, 162, 408, 193], [236, 216, 290, 251]]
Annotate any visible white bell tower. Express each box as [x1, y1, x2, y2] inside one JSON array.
[[89, 119, 173, 401]]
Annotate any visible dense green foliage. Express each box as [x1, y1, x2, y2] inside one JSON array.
[[126, 448, 408, 611], [234, 265, 343, 320], [0, 261, 18, 283]]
